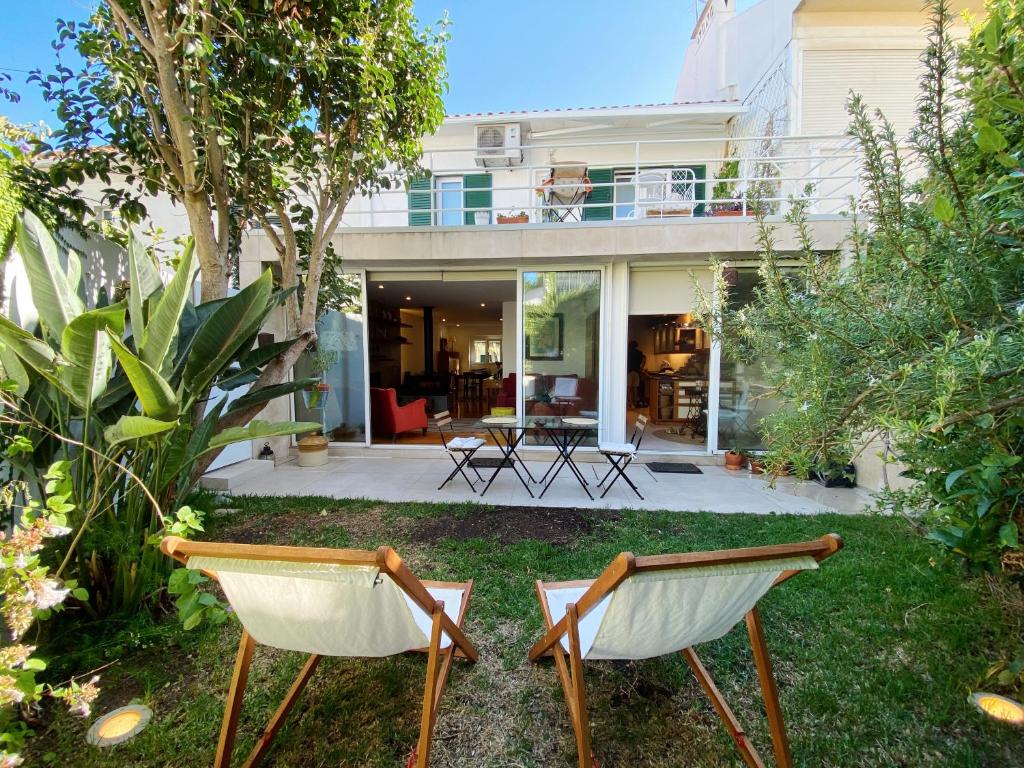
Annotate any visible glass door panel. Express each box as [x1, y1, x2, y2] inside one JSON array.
[[522, 270, 601, 444], [293, 275, 367, 443]]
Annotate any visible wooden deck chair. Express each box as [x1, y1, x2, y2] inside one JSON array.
[[527, 534, 843, 768], [161, 537, 478, 768]]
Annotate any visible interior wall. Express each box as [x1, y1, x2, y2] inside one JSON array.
[[399, 308, 425, 376]]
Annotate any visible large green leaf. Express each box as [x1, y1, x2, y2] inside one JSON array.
[[0, 314, 60, 386], [202, 419, 321, 454], [226, 378, 318, 414], [108, 331, 179, 421], [183, 270, 274, 397], [105, 415, 178, 446], [15, 210, 84, 338], [60, 304, 126, 407], [141, 240, 196, 376], [0, 342, 30, 395], [127, 233, 164, 344]]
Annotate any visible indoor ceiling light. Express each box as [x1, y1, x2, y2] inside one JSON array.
[[87, 704, 153, 747], [970, 692, 1024, 726], [480, 303, 486, 307], [378, 284, 384, 289], [405, 296, 412, 301]]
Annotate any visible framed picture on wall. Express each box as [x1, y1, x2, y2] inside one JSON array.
[[526, 312, 564, 360]]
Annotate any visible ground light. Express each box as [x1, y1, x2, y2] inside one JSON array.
[[86, 704, 153, 747], [970, 692, 1024, 726]]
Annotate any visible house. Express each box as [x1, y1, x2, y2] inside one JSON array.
[[52, 0, 981, 485]]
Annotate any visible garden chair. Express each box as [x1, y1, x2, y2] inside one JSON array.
[[596, 414, 648, 499], [528, 534, 844, 768], [160, 537, 478, 768], [434, 410, 485, 491]]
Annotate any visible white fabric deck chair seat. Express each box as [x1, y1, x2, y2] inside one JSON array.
[[188, 556, 464, 656], [528, 535, 843, 768], [540, 556, 817, 660]]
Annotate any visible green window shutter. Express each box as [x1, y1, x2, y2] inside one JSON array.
[[583, 168, 613, 221], [408, 176, 432, 226], [463, 173, 492, 225]]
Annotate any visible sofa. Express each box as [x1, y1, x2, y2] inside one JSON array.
[[369, 387, 428, 440]]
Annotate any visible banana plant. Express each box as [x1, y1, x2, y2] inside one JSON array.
[[0, 210, 319, 614]]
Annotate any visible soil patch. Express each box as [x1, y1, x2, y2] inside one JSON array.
[[214, 505, 401, 545], [411, 505, 620, 546]]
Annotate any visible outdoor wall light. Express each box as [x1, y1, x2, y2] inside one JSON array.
[[405, 296, 412, 301], [86, 704, 153, 747], [970, 692, 1024, 726], [378, 284, 384, 289], [480, 303, 486, 307]]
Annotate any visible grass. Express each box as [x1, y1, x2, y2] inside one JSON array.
[[29, 496, 1023, 767]]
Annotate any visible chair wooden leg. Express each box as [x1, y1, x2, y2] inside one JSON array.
[[215, 630, 256, 768], [566, 603, 592, 768], [415, 604, 445, 768], [746, 607, 793, 768], [241, 654, 322, 768], [682, 648, 766, 768]]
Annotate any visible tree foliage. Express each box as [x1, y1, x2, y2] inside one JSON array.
[[34, 1, 448, 470], [703, 0, 1024, 576]]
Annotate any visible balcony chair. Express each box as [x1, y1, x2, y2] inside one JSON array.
[[541, 162, 592, 223], [528, 534, 844, 768], [370, 387, 428, 441], [160, 536, 478, 768]]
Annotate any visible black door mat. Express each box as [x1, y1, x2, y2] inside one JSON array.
[[469, 457, 511, 468], [646, 462, 703, 474]]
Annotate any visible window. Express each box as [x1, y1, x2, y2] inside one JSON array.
[[471, 338, 502, 364], [435, 176, 463, 226], [613, 168, 697, 220]]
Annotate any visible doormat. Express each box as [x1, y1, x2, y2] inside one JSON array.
[[469, 457, 511, 469], [646, 462, 703, 474]]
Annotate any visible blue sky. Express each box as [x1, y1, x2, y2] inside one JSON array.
[[0, 1, 748, 128]]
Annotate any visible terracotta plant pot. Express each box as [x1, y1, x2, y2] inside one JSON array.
[[724, 451, 745, 471], [749, 458, 765, 475], [709, 209, 744, 217], [497, 214, 529, 224]]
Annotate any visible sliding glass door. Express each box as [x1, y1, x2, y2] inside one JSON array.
[[521, 270, 602, 441]]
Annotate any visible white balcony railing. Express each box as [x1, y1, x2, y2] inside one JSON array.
[[328, 133, 863, 230]]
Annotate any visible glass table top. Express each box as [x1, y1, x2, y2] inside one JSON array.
[[473, 415, 599, 430]]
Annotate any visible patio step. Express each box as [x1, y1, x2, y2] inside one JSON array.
[[320, 444, 724, 465], [200, 459, 273, 491]]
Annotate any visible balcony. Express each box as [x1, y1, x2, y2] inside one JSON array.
[[335, 133, 862, 231]]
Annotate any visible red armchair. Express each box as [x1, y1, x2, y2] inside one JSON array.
[[496, 373, 516, 408], [370, 387, 428, 440]]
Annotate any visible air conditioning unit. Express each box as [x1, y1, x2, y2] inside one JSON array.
[[474, 123, 523, 167]]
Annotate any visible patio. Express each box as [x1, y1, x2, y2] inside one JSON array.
[[207, 454, 872, 514]]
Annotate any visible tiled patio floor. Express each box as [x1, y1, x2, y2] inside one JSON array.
[[220, 455, 872, 515]]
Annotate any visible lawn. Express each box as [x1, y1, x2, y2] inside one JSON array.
[[29, 497, 1023, 767]]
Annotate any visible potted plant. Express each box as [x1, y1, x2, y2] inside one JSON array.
[[724, 447, 746, 471], [748, 454, 765, 474], [813, 459, 857, 488], [303, 349, 337, 410], [708, 158, 744, 216], [497, 210, 530, 224]]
